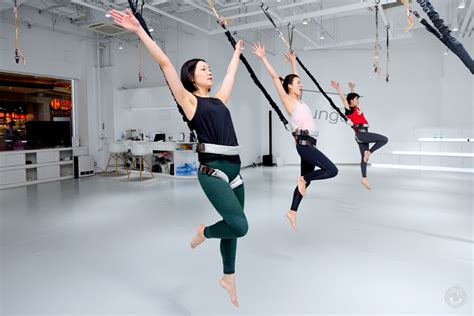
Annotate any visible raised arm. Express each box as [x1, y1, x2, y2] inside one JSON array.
[[285, 51, 299, 77], [331, 80, 350, 110], [109, 9, 196, 120], [348, 82, 356, 93], [252, 43, 295, 115], [214, 40, 244, 105]]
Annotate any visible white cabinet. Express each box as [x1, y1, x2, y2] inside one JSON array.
[[140, 142, 198, 178], [4, 169, 26, 184], [37, 151, 59, 164], [0, 169, 26, 185], [0, 148, 77, 189], [5, 154, 25, 167], [37, 166, 60, 180]]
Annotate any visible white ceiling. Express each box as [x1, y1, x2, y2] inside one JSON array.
[[0, 0, 472, 49]]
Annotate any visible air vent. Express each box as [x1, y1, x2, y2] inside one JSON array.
[[82, 21, 129, 36]]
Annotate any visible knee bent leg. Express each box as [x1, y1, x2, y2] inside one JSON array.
[[232, 218, 248, 238], [330, 165, 339, 178]]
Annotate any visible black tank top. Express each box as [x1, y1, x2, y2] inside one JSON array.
[[191, 96, 240, 164]]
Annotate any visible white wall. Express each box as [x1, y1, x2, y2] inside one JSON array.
[[0, 5, 100, 162], [1, 5, 472, 169], [257, 28, 473, 165], [108, 27, 206, 147]]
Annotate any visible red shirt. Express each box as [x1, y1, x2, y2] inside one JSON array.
[[345, 106, 368, 125]]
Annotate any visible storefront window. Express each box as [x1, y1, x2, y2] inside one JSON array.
[[0, 72, 73, 151]]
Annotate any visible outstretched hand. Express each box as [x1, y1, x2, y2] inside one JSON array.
[[330, 80, 340, 90], [251, 42, 266, 59], [109, 9, 141, 33], [284, 51, 296, 64], [348, 82, 356, 90], [235, 39, 244, 55]]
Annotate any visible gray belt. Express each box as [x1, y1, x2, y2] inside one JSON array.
[[353, 124, 369, 138], [352, 123, 369, 130], [199, 165, 243, 189], [196, 143, 240, 155], [292, 129, 319, 138]]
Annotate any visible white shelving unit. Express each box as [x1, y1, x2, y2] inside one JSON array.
[[0, 148, 75, 189], [125, 141, 198, 178], [148, 142, 198, 178]]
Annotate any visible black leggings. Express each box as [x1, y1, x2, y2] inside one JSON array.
[[355, 131, 388, 177], [290, 138, 338, 212]]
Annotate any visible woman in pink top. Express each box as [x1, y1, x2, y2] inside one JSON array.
[[253, 43, 338, 232]]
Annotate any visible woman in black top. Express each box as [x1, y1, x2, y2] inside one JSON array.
[[110, 9, 247, 307]]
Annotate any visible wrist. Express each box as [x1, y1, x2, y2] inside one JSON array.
[[135, 27, 146, 37]]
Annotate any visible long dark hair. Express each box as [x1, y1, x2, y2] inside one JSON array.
[[180, 58, 208, 93], [282, 74, 299, 94]]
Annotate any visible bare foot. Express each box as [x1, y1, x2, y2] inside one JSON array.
[[360, 178, 372, 190], [296, 176, 307, 196], [220, 274, 239, 308], [286, 210, 298, 232], [363, 150, 371, 163], [190, 224, 206, 249]]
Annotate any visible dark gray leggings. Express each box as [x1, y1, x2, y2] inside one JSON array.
[[355, 131, 388, 177], [290, 138, 338, 212]]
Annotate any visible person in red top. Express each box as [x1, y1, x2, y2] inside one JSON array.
[[331, 81, 388, 190]]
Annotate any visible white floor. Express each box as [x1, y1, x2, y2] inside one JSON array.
[[0, 165, 472, 315]]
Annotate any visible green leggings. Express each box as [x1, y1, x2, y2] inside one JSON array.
[[198, 160, 248, 275]]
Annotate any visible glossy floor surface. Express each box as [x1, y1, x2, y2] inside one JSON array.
[[1, 166, 472, 315]]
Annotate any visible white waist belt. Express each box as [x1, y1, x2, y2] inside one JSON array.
[[198, 143, 240, 155]]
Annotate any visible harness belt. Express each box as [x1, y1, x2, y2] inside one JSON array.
[[352, 124, 370, 133], [292, 128, 319, 138], [196, 143, 240, 155], [294, 134, 317, 147], [292, 129, 319, 147], [199, 165, 243, 189]]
